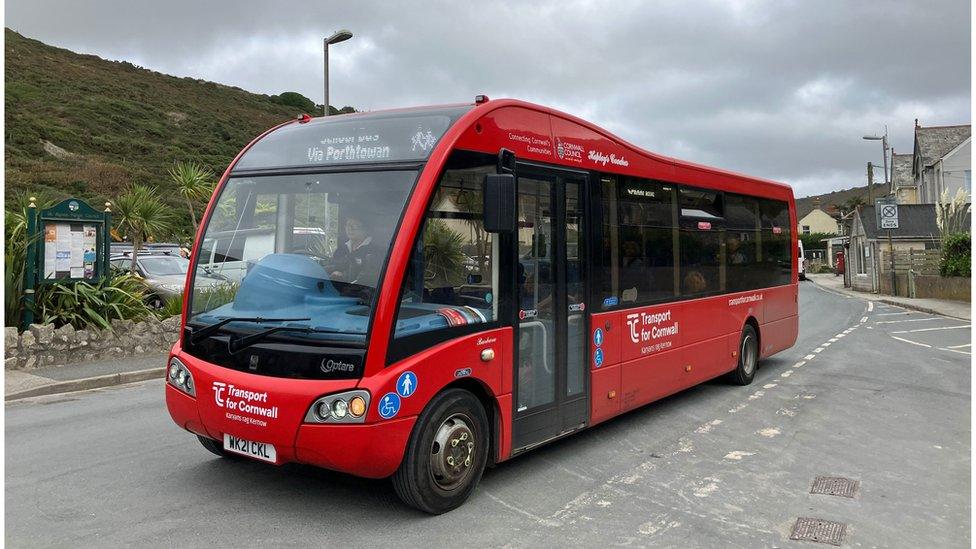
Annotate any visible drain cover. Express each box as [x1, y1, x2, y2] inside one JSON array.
[[811, 476, 859, 498], [790, 517, 846, 546]]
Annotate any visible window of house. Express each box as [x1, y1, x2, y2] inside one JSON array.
[[802, 225, 810, 234]]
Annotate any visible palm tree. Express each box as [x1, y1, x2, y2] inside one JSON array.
[[842, 195, 866, 214], [114, 185, 175, 274], [168, 161, 214, 233]]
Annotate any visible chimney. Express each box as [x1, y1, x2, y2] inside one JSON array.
[[915, 118, 919, 128], [813, 197, 821, 209]]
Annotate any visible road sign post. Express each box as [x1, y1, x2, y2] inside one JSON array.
[[876, 198, 898, 296]]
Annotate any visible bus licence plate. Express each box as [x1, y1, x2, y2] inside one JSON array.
[[223, 434, 277, 463]]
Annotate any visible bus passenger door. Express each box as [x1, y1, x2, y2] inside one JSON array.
[[512, 166, 588, 451]]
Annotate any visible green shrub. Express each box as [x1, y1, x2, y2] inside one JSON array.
[[33, 274, 153, 330], [939, 233, 971, 277], [155, 294, 184, 320]]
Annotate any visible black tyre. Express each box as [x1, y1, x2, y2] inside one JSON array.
[[197, 435, 236, 459], [392, 389, 489, 514], [727, 324, 759, 385]]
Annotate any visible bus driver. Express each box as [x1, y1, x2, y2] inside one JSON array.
[[327, 215, 379, 285]]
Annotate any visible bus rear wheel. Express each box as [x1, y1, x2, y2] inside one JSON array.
[[727, 324, 758, 386], [393, 389, 489, 514]]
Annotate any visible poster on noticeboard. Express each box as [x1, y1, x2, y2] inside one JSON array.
[[42, 222, 98, 280]]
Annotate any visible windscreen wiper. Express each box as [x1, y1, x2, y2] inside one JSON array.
[[226, 325, 334, 354], [189, 317, 310, 346]]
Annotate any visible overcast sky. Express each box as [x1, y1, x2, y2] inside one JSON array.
[[5, 0, 971, 197]]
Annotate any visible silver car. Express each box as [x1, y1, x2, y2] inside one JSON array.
[[110, 253, 226, 308]]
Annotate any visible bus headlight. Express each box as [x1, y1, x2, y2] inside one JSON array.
[[304, 390, 370, 424], [167, 357, 196, 397], [331, 399, 348, 419]]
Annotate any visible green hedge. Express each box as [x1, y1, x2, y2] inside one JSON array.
[[940, 233, 971, 277]]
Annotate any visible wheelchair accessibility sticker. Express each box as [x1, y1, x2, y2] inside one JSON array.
[[378, 392, 401, 419], [594, 348, 605, 368]]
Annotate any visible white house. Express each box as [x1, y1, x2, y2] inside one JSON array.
[[912, 121, 971, 204]]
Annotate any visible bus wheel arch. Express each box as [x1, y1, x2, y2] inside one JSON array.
[[745, 316, 761, 355], [441, 378, 501, 466]]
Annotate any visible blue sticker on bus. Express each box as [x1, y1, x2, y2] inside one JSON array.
[[594, 348, 604, 368], [603, 296, 619, 307], [594, 328, 604, 347], [396, 371, 418, 398], [378, 392, 401, 419]]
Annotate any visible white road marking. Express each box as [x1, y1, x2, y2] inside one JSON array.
[[877, 311, 911, 316], [822, 342, 831, 347], [890, 336, 932, 348], [723, 451, 755, 460], [835, 333, 846, 338], [941, 348, 972, 356], [947, 343, 972, 349], [792, 361, 806, 368], [813, 347, 824, 353], [763, 383, 777, 389], [892, 325, 970, 334], [804, 354, 815, 360], [868, 302, 874, 312], [757, 427, 781, 438], [729, 403, 749, 413], [781, 370, 793, 378], [875, 317, 941, 324], [860, 316, 868, 323], [828, 338, 838, 342], [482, 490, 562, 527], [748, 390, 765, 400]]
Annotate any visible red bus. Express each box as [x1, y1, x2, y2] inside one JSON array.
[[166, 97, 798, 514]]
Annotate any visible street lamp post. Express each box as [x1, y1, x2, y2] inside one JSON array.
[[323, 29, 353, 117], [863, 126, 890, 194]]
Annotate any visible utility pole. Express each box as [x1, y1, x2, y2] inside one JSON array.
[[867, 162, 874, 205]]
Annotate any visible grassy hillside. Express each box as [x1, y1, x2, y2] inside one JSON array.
[[4, 29, 340, 236], [796, 183, 890, 219]]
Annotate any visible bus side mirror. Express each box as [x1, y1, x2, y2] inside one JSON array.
[[483, 174, 515, 233]]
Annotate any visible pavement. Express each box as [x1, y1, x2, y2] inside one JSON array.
[[5, 353, 167, 401], [807, 272, 971, 320], [5, 283, 971, 547]]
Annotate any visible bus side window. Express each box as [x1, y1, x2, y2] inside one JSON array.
[[393, 151, 501, 341]]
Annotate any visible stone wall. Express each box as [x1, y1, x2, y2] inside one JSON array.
[[4, 316, 181, 370], [913, 275, 971, 302]]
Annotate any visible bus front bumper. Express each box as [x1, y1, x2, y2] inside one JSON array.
[[165, 351, 417, 479]]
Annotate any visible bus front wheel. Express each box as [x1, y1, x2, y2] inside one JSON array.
[[727, 324, 758, 386], [393, 388, 489, 514]]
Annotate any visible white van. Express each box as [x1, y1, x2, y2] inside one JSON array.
[[798, 239, 806, 280]]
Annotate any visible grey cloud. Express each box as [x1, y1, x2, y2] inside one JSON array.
[[6, 0, 970, 196]]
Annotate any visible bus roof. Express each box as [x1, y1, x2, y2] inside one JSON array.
[[231, 97, 791, 197]]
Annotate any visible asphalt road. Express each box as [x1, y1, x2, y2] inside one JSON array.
[[6, 283, 970, 548]]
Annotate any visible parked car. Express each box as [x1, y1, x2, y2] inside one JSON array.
[[110, 253, 226, 308], [110, 242, 183, 257]]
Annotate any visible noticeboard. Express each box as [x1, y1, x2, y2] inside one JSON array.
[[33, 199, 111, 284]]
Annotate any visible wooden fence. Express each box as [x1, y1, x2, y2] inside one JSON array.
[[880, 248, 941, 275]]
